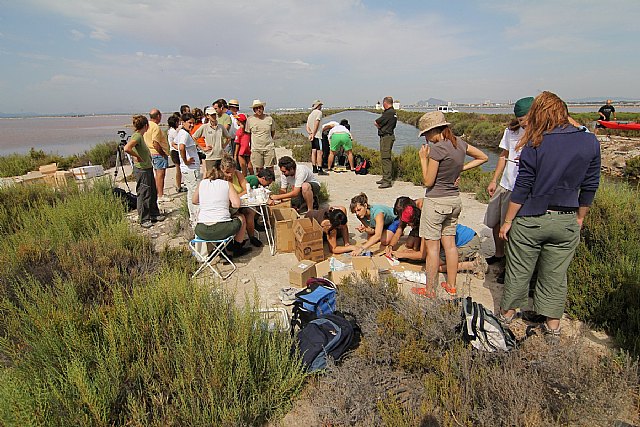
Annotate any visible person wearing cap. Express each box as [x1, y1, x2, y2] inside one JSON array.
[[483, 97, 533, 281], [374, 96, 398, 188], [307, 100, 327, 175], [233, 113, 253, 176], [246, 100, 276, 173], [415, 111, 488, 298], [498, 91, 601, 343], [192, 106, 231, 175]]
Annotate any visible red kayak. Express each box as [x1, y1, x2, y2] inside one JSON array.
[[597, 120, 640, 130]]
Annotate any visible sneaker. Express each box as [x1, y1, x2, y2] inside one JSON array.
[[486, 255, 505, 265], [375, 179, 384, 184], [411, 286, 436, 298], [317, 169, 329, 176], [440, 281, 457, 296], [541, 323, 561, 345], [140, 221, 154, 228], [497, 311, 517, 325], [378, 182, 392, 189], [178, 186, 188, 193], [151, 215, 166, 222], [249, 236, 263, 247], [158, 195, 172, 203]]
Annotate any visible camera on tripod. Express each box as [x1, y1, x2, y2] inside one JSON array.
[[117, 130, 129, 147]]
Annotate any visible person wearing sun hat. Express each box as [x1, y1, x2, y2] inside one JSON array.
[[245, 99, 276, 173], [413, 110, 488, 298], [483, 96, 534, 282]]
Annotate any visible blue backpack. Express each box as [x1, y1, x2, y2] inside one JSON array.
[[290, 278, 337, 333]]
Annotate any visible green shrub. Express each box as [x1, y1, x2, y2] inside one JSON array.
[[624, 155, 640, 179], [0, 273, 306, 426], [458, 168, 494, 203], [567, 180, 640, 354]]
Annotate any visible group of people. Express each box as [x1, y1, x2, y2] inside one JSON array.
[[125, 91, 601, 343]]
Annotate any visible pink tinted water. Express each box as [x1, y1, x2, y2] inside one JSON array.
[[0, 115, 132, 156]]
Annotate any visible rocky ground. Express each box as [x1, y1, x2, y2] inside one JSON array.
[[598, 135, 640, 177]]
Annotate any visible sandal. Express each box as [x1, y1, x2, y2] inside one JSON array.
[[440, 282, 457, 296], [411, 286, 436, 299], [541, 323, 561, 345]]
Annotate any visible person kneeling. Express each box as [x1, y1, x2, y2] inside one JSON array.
[[269, 156, 320, 213], [306, 206, 357, 254], [192, 165, 251, 259]]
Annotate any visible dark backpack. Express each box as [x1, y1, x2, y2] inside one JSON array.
[[354, 155, 369, 175], [295, 312, 361, 372], [112, 187, 137, 211], [459, 296, 516, 352], [290, 278, 337, 333]]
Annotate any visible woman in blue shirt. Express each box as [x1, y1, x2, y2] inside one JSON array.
[[349, 193, 396, 256], [499, 91, 601, 342]]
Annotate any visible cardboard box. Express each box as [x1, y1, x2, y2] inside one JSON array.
[[38, 163, 58, 174], [54, 170, 74, 187], [293, 217, 323, 243], [289, 260, 317, 287], [295, 239, 324, 262], [330, 256, 379, 284], [269, 207, 299, 253], [71, 165, 105, 180], [315, 259, 331, 278], [21, 171, 45, 185]]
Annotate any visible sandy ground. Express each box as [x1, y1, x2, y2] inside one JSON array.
[[112, 147, 612, 345]]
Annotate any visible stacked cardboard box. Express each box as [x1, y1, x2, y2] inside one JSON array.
[[269, 206, 299, 253], [293, 217, 324, 262]]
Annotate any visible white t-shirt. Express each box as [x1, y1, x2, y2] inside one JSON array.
[[280, 164, 320, 190], [197, 179, 231, 223], [176, 128, 201, 173], [498, 127, 524, 191], [328, 124, 351, 139], [306, 109, 323, 137], [168, 127, 178, 152]]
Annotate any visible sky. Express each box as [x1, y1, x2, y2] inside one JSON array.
[[0, 0, 639, 115]]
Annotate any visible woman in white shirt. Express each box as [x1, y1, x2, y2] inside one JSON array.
[[192, 165, 251, 258]]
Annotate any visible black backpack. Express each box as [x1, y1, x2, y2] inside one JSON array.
[[354, 155, 369, 175], [295, 312, 361, 372], [290, 278, 337, 333], [112, 187, 137, 211]]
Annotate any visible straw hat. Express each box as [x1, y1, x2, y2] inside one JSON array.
[[251, 99, 266, 108], [311, 99, 323, 109], [418, 111, 450, 137], [228, 99, 240, 108]]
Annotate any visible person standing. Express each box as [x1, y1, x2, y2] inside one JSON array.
[[213, 99, 233, 154], [246, 100, 276, 174], [144, 109, 171, 203], [484, 97, 533, 281], [416, 111, 488, 298], [193, 107, 231, 175], [498, 91, 601, 343], [167, 113, 186, 194], [595, 99, 617, 135], [124, 115, 164, 228], [374, 96, 397, 188], [306, 100, 327, 175], [176, 113, 202, 227]]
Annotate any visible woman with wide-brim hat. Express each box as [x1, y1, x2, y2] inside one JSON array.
[[415, 111, 488, 298]]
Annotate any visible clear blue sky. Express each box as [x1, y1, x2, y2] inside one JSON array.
[[1, 0, 638, 114]]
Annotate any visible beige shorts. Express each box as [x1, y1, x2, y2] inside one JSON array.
[[483, 185, 511, 228], [420, 196, 462, 240], [250, 148, 276, 169], [440, 234, 481, 261]]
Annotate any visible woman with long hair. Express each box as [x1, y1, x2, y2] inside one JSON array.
[[498, 91, 601, 343], [192, 164, 251, 258], [305, 206, 355, 254], [416, 111, 488, 297], [349, 193, 396, 256]]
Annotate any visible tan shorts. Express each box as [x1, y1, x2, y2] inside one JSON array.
[[483, 185, 511, 228], [420, 196, 462, 240], [440, 234, 481, 262], [250, 148, 276, 169]]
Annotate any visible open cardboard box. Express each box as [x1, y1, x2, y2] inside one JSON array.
[[293, 217, 324, 262], [315, 255, 379, 284], [269, 206, 299, 253], [289, 260, 317, 287]]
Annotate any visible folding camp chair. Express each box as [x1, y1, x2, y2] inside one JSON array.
[[189, 236, 236, 280]]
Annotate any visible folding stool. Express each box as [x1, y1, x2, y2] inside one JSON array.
[[189, 235, 236, 280]]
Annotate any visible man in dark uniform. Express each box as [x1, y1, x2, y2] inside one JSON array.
[[595, 99, 617, 135], [374, 96, 397, 189]]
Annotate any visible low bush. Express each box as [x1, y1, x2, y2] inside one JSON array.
[[624, 155, 640, 179], [567, 180, 640, 354], [0, 273, 306, 426], [307, 275, 639, 426]]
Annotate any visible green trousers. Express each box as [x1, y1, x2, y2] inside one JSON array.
[[501, 212, 580, 319], [379, 135, 395, 183]]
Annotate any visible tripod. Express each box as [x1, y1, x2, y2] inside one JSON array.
[[114, 131, 133, 193]]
